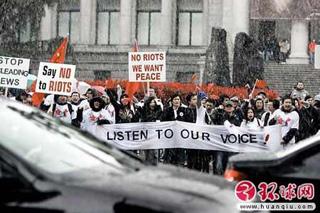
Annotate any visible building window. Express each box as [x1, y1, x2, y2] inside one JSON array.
[[96, 0, 120, 44], [176, 71, 195, 83], [177, 0, 203, 46], [136, 0, 161, 45], [94, 70, 111, 80], [57, 0, 80, 44], [16, 17, 33, 43]]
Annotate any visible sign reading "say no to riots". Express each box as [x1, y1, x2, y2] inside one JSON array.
[[128, 52, 166, 82], [36, 62, 76, 96]]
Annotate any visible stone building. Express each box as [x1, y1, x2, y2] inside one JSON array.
[[14, 0, 320, 83]]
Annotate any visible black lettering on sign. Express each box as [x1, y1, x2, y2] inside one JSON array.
[[0, 77, 19, 86], [181, 129, 189, 139], [220, 134, 259, 143]]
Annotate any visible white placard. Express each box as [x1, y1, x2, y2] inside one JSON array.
[[0, 56, 30, 89], [128, 51, 166, 82], [315, 45, 320, 69], [36, 62, 76, 96]]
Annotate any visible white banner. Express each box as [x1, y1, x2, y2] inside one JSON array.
[[128, 51, 166, 82], [36, 62, 76, 96], [92, 121, 282, 152], [0, 56, 30, 89]]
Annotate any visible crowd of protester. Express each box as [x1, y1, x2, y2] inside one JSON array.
[[1, 80, 320, 175]]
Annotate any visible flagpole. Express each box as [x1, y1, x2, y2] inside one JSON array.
[[4, 87, 8, 97], [249, 79, 258, 98], [147, 81, 150, 96]]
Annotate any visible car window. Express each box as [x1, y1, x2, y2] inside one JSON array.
[[295, 144, 320, 179], [274, 144, 320, 180]]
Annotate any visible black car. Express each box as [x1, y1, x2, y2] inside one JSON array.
[[0, 98, 240, 213], [225, 134, 320, 210]]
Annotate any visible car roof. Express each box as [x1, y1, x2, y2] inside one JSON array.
[[229, 133, 320, 164]]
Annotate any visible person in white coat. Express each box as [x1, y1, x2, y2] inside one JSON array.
[[240, 107, 262, 130], [273, 95, 300, 148], [80, 96, 114, 134], [48, 95, 77, 125]]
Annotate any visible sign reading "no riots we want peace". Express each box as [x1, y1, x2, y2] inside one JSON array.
[[128, 52, 166, 82]]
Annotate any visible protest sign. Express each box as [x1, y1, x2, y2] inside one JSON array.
[[128, 52, 166, 82], [90, 121, 282, 152], [36, 62, 76, 96], [315, 45, 320, 69], [0, 56, 30, 89]]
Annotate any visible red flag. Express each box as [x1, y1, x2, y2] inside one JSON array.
[[32, 37, 68, 107], [50, 37, 68, 63], [126, 39, 141, 99], [125, 81, 141, 100], [105, 79, 115, 89], [256, 80, 267, 88]]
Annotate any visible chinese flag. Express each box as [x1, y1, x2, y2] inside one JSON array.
[[126, 39, 141, 100], [32, 37, 68, 107], [256, 79, 267, 89], [49, 37, 68, 63]]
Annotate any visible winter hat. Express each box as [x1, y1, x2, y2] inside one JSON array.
[[230, 96, 239, 102], [314, 94, 320, 102], [225, 100, 233, 107], [304, 95, 312, 101], [89, 96, 106, 111], [54, 94, 68, 105], [198, 91, 208, 100]]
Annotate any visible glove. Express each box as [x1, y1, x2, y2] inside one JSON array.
[[97, 119, 110, 125]]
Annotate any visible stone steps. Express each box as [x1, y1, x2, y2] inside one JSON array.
[[264, 63, 320, 96]]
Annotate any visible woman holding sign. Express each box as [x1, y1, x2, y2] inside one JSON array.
[[138, 96, 163, 165], [240, 107, 262, 130]]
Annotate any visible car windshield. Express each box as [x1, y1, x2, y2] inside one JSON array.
[[0, 101, 141, 178]]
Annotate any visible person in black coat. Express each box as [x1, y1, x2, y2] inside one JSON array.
[[140, 97, 162, 122], [106, 89, 138, 123], [161, 93, 188, 166], [185, 93, 210, 172], [139, 96, 163, 165], [212, 100, 242, 175], [296, 95, 319, 141]]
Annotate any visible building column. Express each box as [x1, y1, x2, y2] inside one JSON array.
[[222, 0, 234, 78], [205, 0, 223, 45], [287, 20, 309, 64], [80, 0, 96, 44], [120, 0, 133, 45], [40, 4, 57, 40], [160, 0, 174, 45], [232, 0, 249, 39]]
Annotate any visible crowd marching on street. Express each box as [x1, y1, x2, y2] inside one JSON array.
[[1, 80, 320, 175]]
